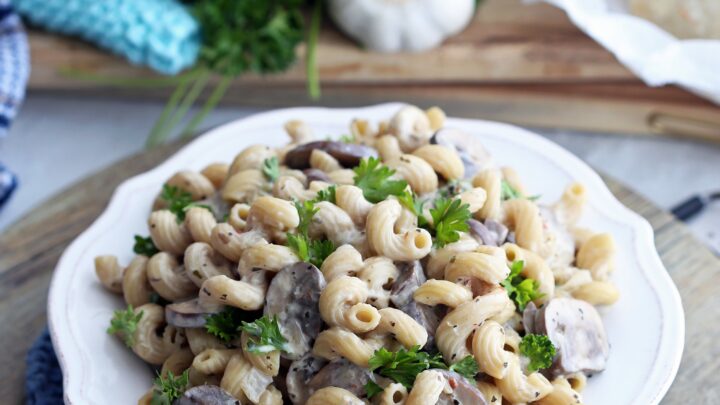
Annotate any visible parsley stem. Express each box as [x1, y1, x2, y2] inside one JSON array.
[[180, 75, 233, 139], [146, 69, 201, 148], [154, 70, 211, 144], [306, 0, 322, 100]]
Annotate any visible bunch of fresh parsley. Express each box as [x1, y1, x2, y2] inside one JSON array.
[[520, 334, 556, 372], [365, 346, 479, 397], [107, 305, 143, 347], [501, 260, 543, 311], [151, 370, 189, 405], [146, 0, 320, 147]]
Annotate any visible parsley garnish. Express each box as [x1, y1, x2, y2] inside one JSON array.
[[353, 157, 408, 203], [501, 180, 540, 201], [161, 185, 212, 221], [426, 197, 471, 248], [369, 346, 445, 388], [285, 199, 335, 267], [364, 380, 383, 399], [262, 156, 280, 183], [520, 334, 556, 372], [339, 134, 355, 143], [368, 346, 479, 389], [107, 305, 143, 347], [314, 185, 336, 204], [205, 307, 245, 342], [448, 355, 480, 380], [151, 370, 189, 405], [501, 260, 543, 311], [240, 315, 289, 353], [133, 235, 159, 256]]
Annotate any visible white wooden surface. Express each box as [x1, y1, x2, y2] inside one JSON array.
[[1, 94, 719, 249]]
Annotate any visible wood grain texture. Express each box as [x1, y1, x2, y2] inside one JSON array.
[[0, 142, 718, 403], [24, 0, 720, 139]]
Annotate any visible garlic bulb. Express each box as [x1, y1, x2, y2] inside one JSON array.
[[327, 0, 476, 53]]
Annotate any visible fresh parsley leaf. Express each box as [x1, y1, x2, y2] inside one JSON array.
[[240, 315, 289, 353], [149, 292, 170, 306], [151, 370, 189, 405], [286, 233, 334, 268], [501, 260, 543, 311], [133, 235, 159, 256], [262, 156, 280, 182], [308, 239, 335, 268], [427, 197, 471, 248], [520, 334, 556, 372], [294, 200, 318, 236], [314, 185, 336, 204], [161, 185, 213, 221], [368, 346, 446, 389], [353, 157, 408, 203], [205, 307, 245, 342], [193, 0, 305, 77], [397, 190, 423, 216], [501, 180, 540, 201], [364, 380, 383, 399], [339, 134, 355, 143], [107, 305, 143, 347], [448, 355, 479, 380]]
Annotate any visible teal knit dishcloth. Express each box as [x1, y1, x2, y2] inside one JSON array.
[[12, 0, 200, 74]]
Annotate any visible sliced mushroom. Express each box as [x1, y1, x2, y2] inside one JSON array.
[[303, 168, 332, 183], [530, 298, 609, 376], [264, 262, 326, 360], [165, 298, 221, 328], [391, 261, 444, 349], [467, 219, 509, 247], [284, 141, 378, 169], [173, 385, 239, 405], [435, 370, 488, 405], [286, 353, 328, 404], [308, 359, 373, 398], [430, 128, 493, 179]]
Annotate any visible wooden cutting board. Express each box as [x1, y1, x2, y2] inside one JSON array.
[[26, 0, 720, 141], [0, 140, 718, 403]]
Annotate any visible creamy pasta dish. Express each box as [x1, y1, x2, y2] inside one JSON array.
[[96, 105, 619, 405]]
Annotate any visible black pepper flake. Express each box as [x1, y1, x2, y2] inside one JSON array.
[[535, 391, 539, 398], [491, 396, 497, 402], [503, 362, 508, 368], [202, 287, 211, 296]]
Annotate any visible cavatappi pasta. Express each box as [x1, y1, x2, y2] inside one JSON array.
[[97, 105, 617, 405]]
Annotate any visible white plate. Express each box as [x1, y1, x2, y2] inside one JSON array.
[[48, 103, 684, 404]]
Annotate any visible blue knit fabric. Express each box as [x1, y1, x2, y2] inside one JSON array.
[[11, 0, 200, 74], [26, 328, 64, 405]]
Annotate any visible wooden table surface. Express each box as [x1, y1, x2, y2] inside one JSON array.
[[0, 142, 718, 404]]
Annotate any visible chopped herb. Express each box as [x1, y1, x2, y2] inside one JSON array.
[[205, 307, 245, 342], [501, 260, 543, 311], [448, 355, 480, 380], [520, 334, 556, 372], [286, 199, 335, 267], [151, 370, 189, 405], [240, 315, 289, 353], [501, 180, 540, 201], [161, 184, 213, 221], [107, 305, 143, 347], [133, 235, 159, 256], [364, 380, 383, 399], [339, 134, 355, 143], [262, 156, 280, 182], [149, 292, 170, 306], [287, 233, 335, 268], [314, 185, 336, 204], [353, 157, 408, 203], [426, 197, 471, 248], [368, 346, 446, 389]]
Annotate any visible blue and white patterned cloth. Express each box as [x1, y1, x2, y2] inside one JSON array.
[[12, 0, 200, 75], [0, 0, 27, 210], [26, 328, 64, 405]]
